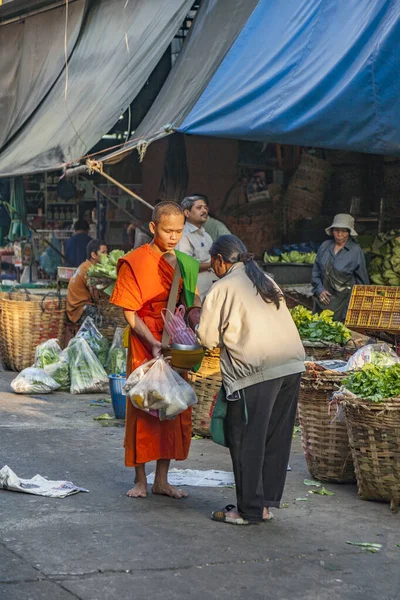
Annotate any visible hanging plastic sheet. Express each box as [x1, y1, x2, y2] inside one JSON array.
[[104, 0, 400, 160], [0, 0, 193, 177]]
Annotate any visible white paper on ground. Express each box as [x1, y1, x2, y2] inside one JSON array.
[[0, 465, 89, 498], [147, 468, 235, 487]]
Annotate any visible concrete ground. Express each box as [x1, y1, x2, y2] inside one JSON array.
[[0, 369, 398, 600]]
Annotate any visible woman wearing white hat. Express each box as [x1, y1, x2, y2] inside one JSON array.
[[312, 214, 369, 321]]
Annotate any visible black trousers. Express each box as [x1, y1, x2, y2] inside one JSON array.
[[225, 373, 301, 522]]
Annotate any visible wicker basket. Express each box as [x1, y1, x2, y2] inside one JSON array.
[[298, 367, 355, 483], [341, 396, 400, 512], [0, 290, 66, 371], [188, 348, 222, 436], [89, 284, 126, 340], [302, 339, 358, 362]]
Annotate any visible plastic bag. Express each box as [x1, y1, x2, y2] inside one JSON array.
[[124, 357, 197, 420], [344, 343, 400, 371], [34, 339, 62, 369], [67, 337, 109, 394], [43, 350, 70, 391], [76, 317, 110, 367], [11, 367, 60, 394], [161, 305, 198, 346], [105, 328, 127, 375]]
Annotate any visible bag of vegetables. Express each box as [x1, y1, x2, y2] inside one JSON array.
[[76, 317, 110, 367], [11, 367, 60, 394], [43, 350, 71, 391], [67, 337, 109, 394], [124, 357, 197, 421], [106, 328, 127, 375], [34, 339, 62, 369]]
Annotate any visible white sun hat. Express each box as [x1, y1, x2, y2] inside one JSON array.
[[325, 214, 357, 237]]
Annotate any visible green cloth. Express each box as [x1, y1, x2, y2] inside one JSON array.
[[8, 177, 29, 241], [204, 216, 231, 242], [175, 250, 199, 307]]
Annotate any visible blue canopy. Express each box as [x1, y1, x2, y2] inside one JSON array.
[[105, 0, 400, 161]]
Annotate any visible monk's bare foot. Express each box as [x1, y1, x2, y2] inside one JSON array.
[[152, 483, 188, 499], [263, 507, 273, 521], [127, 482, 147, 498]]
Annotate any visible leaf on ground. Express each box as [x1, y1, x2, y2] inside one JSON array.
[[346, 541, 382, 553], [396, 544, 400, 547], [279, 503, 290, 508], [303, 479, 321, 487], [292, 425, 301, 438], [309, 487, 335, 496], [296, 497, 308, 501], [93, 413, 115, 421], [191, 435, 203, 440]]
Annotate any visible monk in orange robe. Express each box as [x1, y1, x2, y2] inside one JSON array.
[[111, 201, 200, 499]]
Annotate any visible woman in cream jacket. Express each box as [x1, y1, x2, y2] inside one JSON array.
[[197, 235, 305, 525]]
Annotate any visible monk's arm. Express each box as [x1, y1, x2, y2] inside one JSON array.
[[123, 310, 161, 357]]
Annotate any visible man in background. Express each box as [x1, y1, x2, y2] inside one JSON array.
[[190, 193, 231, 242], [66, 239, 107, 323], [176, 195, 215, 300], [65, 220, 92, 267]]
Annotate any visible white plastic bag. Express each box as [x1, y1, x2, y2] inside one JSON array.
[[124, 357, 197, 420], [34, 338, 62, 369], [43, 350, 70, 391], [76, 317, 110, 367], [105, 327, 127, 375], [344, 343, 399, 371], [67, 337, 109, 394], [11, 368, 60, 394]]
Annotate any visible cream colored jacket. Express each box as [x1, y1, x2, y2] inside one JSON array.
[[197, 264, 305, 396]]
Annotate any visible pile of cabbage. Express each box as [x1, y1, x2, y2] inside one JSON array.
[[368, 231, 400, 286]]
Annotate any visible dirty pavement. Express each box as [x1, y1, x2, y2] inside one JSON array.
[[0, 370, 398, 600]]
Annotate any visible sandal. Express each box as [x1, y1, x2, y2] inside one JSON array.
[[211, 504, 250, 526]]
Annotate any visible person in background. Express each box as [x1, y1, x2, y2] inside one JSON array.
[[66, 239, 107, 323], [65, 220, 92, 267], [312, 214, 369, 321], [176, 195, 215, 299], [197, 235, 305, 525], [110, 201, 200, 500], [191, 193, 231, 242]]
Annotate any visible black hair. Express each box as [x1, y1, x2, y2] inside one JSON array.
[[86, 239, 106, 260], [181, 195, 209, 212], [74, 219, 89, 232], [152, 201, 183, 224], [210, 235, 283, 309]]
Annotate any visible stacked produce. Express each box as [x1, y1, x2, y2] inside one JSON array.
[[87, 249, 125, 283], [264, 251, 316, 264], [290, 306, 351, 345], [76, 317, 110, 367], [367, 230, 400, 286], [343, 363, 400, 402]]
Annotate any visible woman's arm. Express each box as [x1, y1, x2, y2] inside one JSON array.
[[197, 289, 224, 350], [124, 310, 161, 357], [311, 249, 325, 296]]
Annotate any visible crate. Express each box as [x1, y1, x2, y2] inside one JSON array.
[[262, 263, 313, 285], [345, 285, 400, 334]]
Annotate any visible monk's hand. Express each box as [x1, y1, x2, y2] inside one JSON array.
[[319, 290, 332, 305], [151, 340, 162, 358]]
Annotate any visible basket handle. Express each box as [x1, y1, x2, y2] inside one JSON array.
[[40, 291, 62, 313], [8, 286, 30, 301]]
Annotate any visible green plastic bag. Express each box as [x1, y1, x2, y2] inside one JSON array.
[[210, 387, 228, 447]]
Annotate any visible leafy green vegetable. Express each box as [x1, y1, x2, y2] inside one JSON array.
[[345, 541, 382, 553], [68, 337, 109, 394], [44, 356, 70, 391], [309, 487, 335, 496], [290, 306, 351, 345], [343, 363, 400, 401], [106, 348, 127, 375], [263, 252, 316, 264], [34, 339, 62, 369], [303, 479, 321, 487], [87, 249, 126, 281]]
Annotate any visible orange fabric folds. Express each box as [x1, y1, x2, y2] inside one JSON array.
[[110, 244, 192, 467]]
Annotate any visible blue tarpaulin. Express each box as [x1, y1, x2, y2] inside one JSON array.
[[105, 0, 400, 160]]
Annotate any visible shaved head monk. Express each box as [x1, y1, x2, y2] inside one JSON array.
[[111, 201, 200, 499]]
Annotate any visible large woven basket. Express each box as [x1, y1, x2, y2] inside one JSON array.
[[302, 339, 358, 362], [0, 290, 66, 371], [298, 367, 355, 483], [341, 396, 400, 512], [89, 284, 126, 340], [188, 348, 222, 436]]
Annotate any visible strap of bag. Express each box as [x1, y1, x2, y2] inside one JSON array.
[[161, 261, 182, 349]]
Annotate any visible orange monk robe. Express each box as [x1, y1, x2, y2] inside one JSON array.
[[110, 244, 192, 467]]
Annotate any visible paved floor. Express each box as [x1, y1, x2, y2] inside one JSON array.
[[0, 370, 399, 600]]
